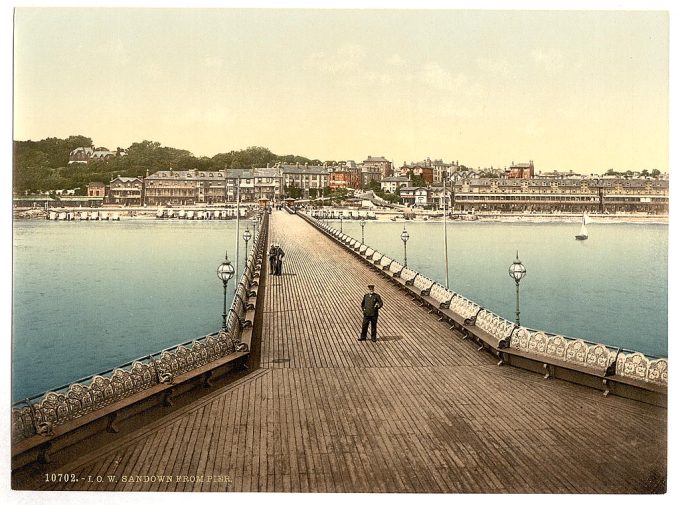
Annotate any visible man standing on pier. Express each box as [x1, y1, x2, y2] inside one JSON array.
[[359, 284, 383, 342], [268, 245, 277, 274], [274, 246, 285, 276]]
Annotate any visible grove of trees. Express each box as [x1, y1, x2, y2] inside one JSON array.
[[13, 136, 321, 195]]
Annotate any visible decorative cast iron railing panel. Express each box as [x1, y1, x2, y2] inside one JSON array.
[[449, 294, 481, 320], [400, 268, 418, 283], [476, 311, 515, 342], [388, 261, 404, 275], [429, 284, 453, 306]]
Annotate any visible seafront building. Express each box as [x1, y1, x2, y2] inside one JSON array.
[[450, 177, 669, 214], [362, 155, 392, 178], [86, 181, 106, 197], [143, 169, 227, 206], [108, 176, 144, 206], [400, 157, 460, 184], [13, 149, 670, 214], [380, 175, 410, 194], [281, 163, 329, 196], [505, 161, 535, 179]]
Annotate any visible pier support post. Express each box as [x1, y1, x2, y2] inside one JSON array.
[[106, 412, 119, 433]]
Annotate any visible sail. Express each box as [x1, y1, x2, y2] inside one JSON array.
[[579, 220, 588, 237]]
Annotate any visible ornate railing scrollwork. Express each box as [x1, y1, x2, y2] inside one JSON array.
[[234, 292, 255, 311], [238, 280, 256, 298], [12, 212, 269, 445], [464, 307, 484, 327], [498, 325, 519, 349], [229, 308, 253, 330]]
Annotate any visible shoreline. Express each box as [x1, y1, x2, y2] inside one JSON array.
[[12, 206, 669, 225]]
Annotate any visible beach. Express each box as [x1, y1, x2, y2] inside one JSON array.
[[12, 205, 669, 225]]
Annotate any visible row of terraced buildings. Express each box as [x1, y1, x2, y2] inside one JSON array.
[[74, 162, 669, 214]]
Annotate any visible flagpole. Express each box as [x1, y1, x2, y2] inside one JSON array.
[[443, 177, 449, 289], [235, 177, 241, 293]]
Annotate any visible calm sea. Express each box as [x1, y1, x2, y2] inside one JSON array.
[[12, 219, 250, 401], [12, 217, 667, 401], [337, 218, 667, 357]]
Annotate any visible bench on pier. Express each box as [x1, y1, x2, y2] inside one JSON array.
[[399, 267, 418, 285], [364, 249, 378, 261], [11, 346, 250, 467], [410, 273, 435, 296], [502, 331, 666, 395], [429, 283, 455, 309], [388, 260, 405, 278], [378, 256, 394, 270]]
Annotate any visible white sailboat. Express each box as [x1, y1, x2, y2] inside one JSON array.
[[575, 213, 589, 240]]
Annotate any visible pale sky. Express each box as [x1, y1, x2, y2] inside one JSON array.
[[12, 6, 669, 173]]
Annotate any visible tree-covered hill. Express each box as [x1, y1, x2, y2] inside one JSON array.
[[13, 137, 324, 195]]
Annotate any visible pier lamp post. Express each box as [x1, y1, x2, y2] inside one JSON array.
[[508, 251, 527, 326], [360, 219, 366, 245], [243, 229, 252, 265], [401, 227, 410, 267], [340, 214, 343, 233], [251, 216, 258, 235], [217, 252, 235, 328]]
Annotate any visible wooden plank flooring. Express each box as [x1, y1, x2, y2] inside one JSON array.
[[29, 210, 666, 493]]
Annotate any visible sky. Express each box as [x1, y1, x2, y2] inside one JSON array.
[[11, 4, 670, 174]]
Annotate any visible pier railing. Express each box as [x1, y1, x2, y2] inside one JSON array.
[[300, 211, 667, 404], [11, 211, 269, 448]]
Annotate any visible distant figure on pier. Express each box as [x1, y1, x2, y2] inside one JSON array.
[[274, 246, 285, 276], [359, 284, 383, 342], [268, 245, 277, 274]]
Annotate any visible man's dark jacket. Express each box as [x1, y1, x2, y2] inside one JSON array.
[[361, 292, 383, 317]]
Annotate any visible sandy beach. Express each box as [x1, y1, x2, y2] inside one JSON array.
[[12, 205, 669, 225]]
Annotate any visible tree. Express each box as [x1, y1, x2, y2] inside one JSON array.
[[276, 154, 314, 166], [12, 136, 327, 194], [382, 192, 399, 204], [284, 184, 303, 199], [332, 188, 350, 202], [411, 174, 426, 187]]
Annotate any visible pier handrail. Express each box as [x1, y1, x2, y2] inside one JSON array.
[[11, 211, 269, 444], [301, 210, 668, 392]]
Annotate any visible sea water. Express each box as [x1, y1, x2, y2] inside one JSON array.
[[12, 219, 249, 401], [12, 217, 668, 401], [338, 219, 668, 358]]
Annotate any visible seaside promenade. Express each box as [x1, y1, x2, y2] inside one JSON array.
[[24, 210, 666, 493]]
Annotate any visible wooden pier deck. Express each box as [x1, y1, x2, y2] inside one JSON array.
[[27, 210, 666, 493]]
